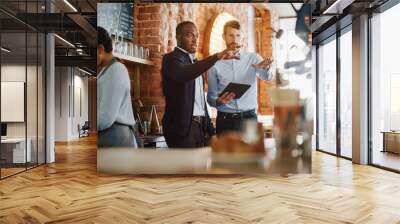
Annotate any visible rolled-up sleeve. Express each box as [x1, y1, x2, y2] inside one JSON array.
[[207, 66, 219, 108], [254, 54, 273, 81]]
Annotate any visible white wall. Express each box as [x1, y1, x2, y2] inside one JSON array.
[[55, 66, 69, 141], [72, 72, 89, 138], [1, 65, 40, 137], [1, 65, 26, 140], [1, 65, 26, 137], [247, 5, 256, 53], [1, 64, 46, 164], [55, 67, 89, 141]]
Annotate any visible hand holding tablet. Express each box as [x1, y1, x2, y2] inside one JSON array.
[[217, 82, 251, 105], [217, 92, 236, 105]]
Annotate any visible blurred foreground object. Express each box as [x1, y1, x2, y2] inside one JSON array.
[[282, 4, 312, 78], [210, 120, 265, 164], [275, 69, 289, 87], [272, 28, 284, 39], [268, 88, 312, 175], [98, 147, 211, 174], [292, 3, 311, 44]]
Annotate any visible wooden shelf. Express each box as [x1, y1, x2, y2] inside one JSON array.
[[114, 53, 154, 66]]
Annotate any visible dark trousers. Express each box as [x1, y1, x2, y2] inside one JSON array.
[[216, 110, 257, 135], [164, 120, 205, 148]]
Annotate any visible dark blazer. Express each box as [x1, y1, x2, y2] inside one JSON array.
[[162, 47, 218, 137]]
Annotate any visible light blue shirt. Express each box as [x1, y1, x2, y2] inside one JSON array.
[[207, 50, 273, 113], [176, 47, 205, 116], [97, 61, 136, 131]]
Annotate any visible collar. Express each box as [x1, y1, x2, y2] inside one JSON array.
[[176, 46, 196, 62]]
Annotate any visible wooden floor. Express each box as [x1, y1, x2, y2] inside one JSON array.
[[1, 163, 46, 178], [1, 167, 26, 178], [1, 135, 400, 224], [373, 151, 400, 171]]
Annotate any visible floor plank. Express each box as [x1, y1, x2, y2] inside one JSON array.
[[0, 135, 399, 223], [373, 151, 400, 171]]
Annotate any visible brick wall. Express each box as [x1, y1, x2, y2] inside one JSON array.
[[255, 8, 275, 115], [130, 3, 274, 118]]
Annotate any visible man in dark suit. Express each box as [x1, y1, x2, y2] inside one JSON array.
[[162, 21, 239, 148]]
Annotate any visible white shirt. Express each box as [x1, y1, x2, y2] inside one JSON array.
[[176, 47, 205, 116]]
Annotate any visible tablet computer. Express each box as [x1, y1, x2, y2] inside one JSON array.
[[218, 82, 251, 99]]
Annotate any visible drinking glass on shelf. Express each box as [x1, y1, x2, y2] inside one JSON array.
[[124, 42, 129, 56], [112, 41, 117, 54], [143, 121, 151, 136], [143, 47, 147, 59], [128, 42, 133, 57], [114, 42, 120, 54], [134, 44, 138, 58], [121, 41, 125, 55], [139, 46, 144, 59]]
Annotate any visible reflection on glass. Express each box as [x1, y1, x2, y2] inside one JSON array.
[[0, 1, 47, 178], [318, 38, 337, 154], [371, 4, 400, 171], [277, 18, 313, 99], [1, 32, 27, 177], [340, 29, 352, 158]]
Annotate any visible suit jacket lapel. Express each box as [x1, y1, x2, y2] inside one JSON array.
[[174, 47, 192, 64]]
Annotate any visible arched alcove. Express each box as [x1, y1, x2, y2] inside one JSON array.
[[203, 12, 236, 57]]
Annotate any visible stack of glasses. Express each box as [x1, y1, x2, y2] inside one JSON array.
[[112, 33, 150, 60]]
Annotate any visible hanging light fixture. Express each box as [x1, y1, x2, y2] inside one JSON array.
[[54, 34, 75, 48], [1, 47, 11, 53], [63, 0, 78, 12]]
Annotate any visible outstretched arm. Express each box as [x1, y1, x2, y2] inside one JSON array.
[[252, 54, 273, 81]]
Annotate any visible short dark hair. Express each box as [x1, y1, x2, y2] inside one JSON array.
[[176, 21, 195, 36], [97, 26, 113, 53], [223, 20, 240, 34]]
